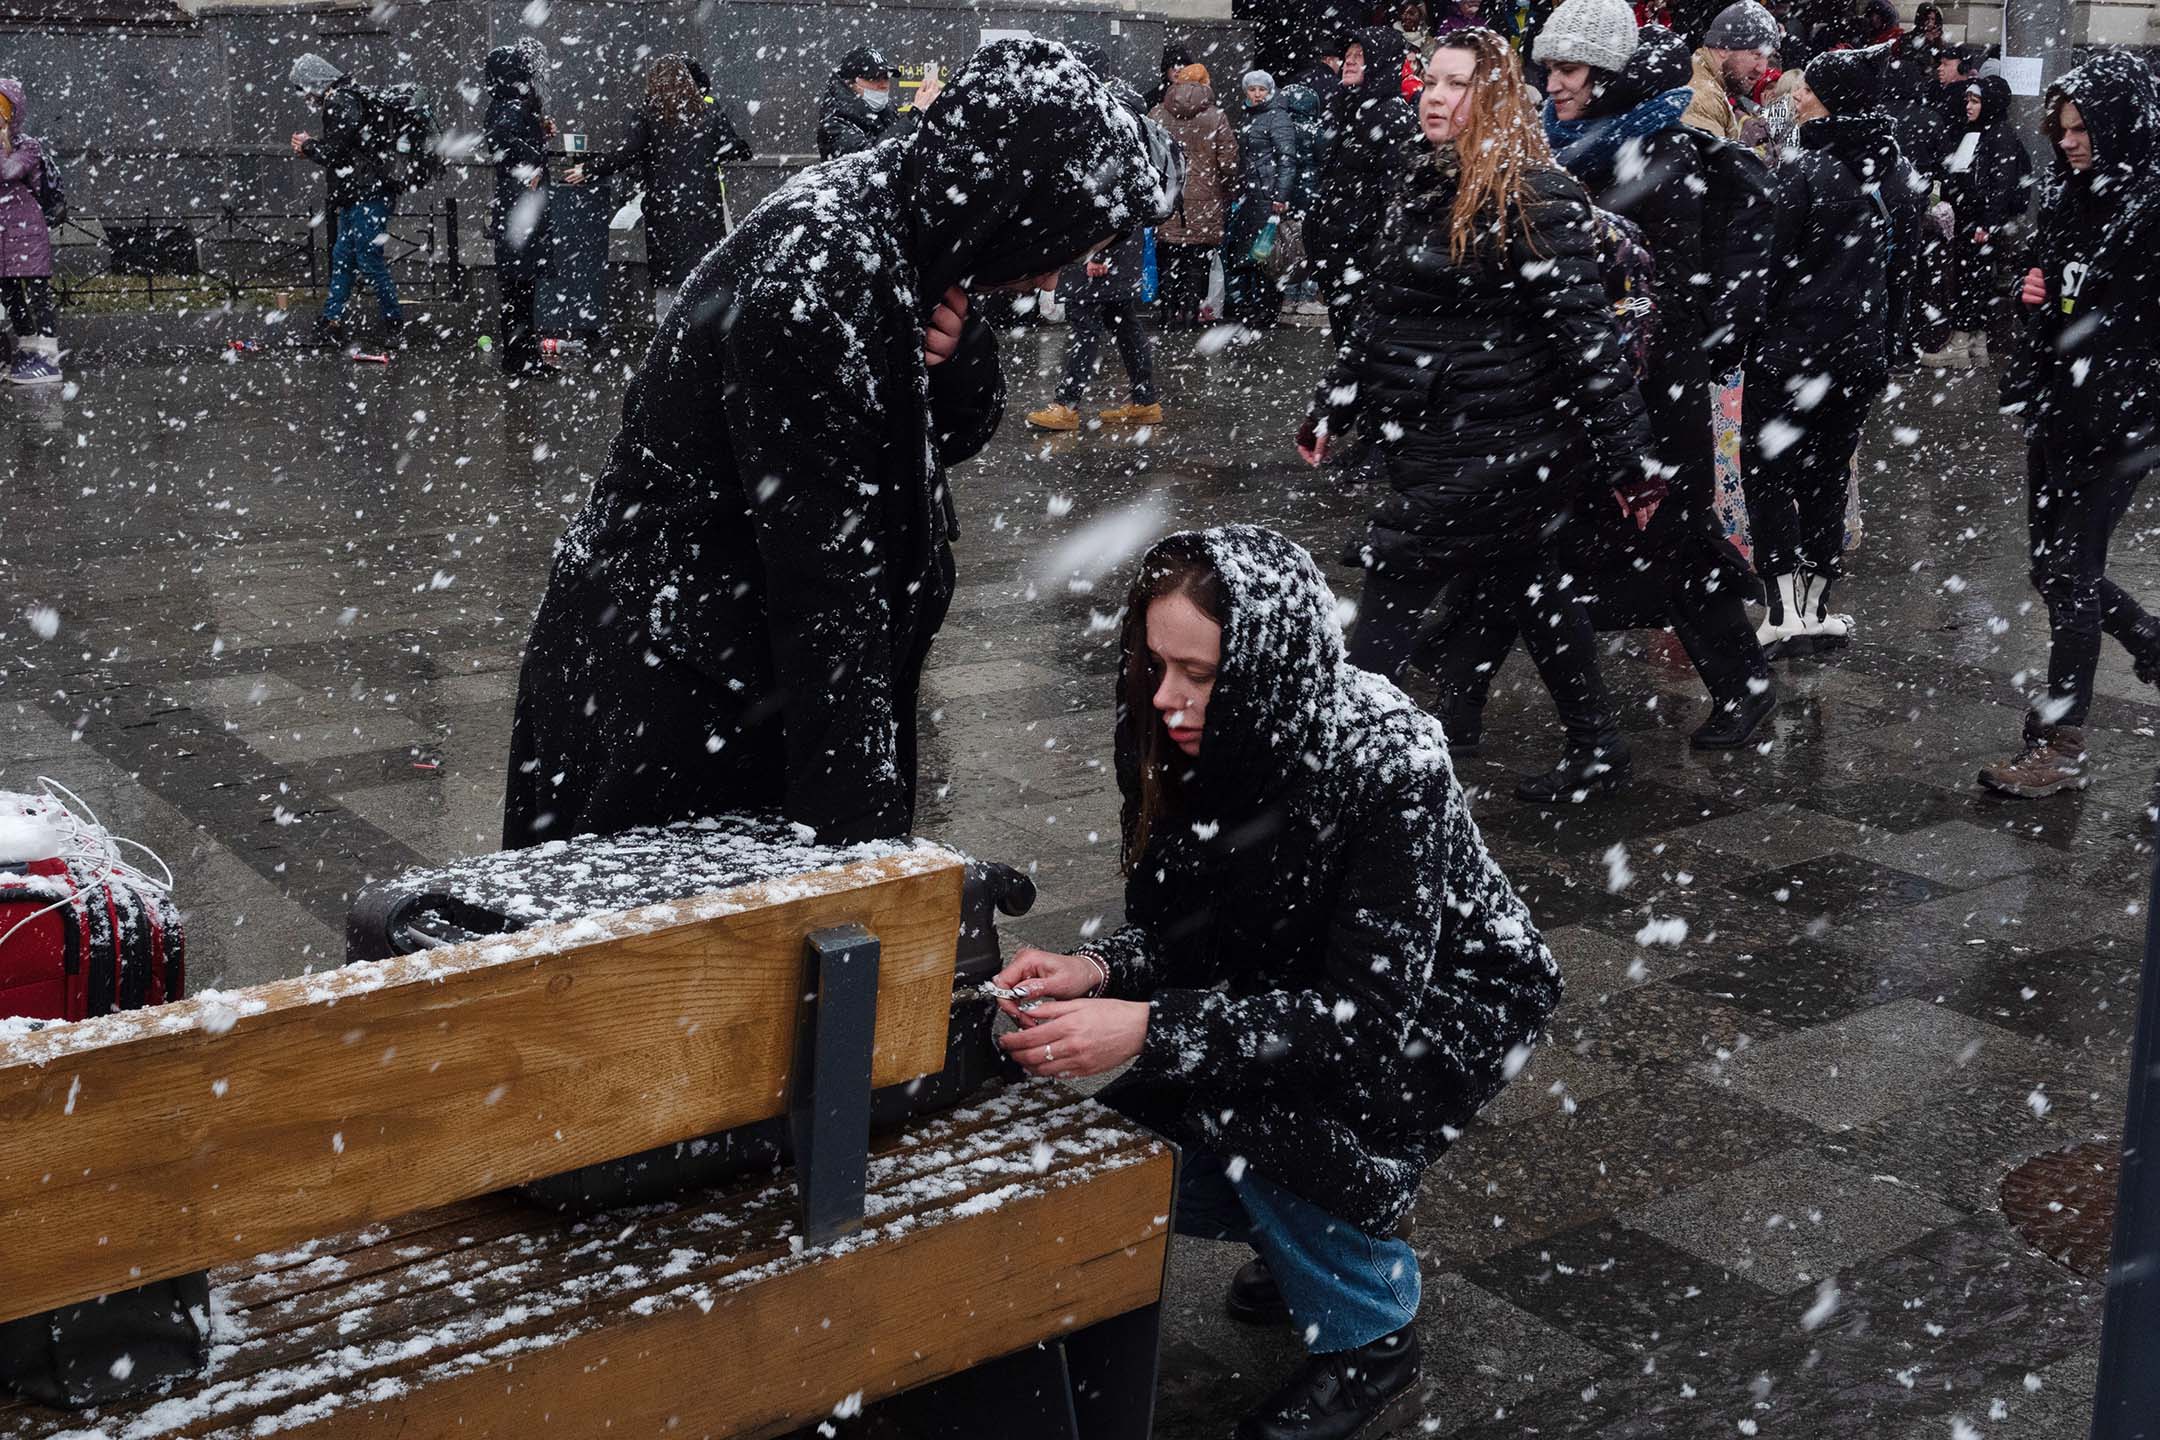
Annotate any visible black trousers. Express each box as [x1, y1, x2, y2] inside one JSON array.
[[1743, 368, 1881, 579], [1349, 545, 1617, 744], [2027, 431, 2160, 729], [494, 235, 548, 375], [1222, 252, 1281, 329], [1156, 242, 1214, 329], [1947, 230, 2003, 333], [1058, 299, 1156, 405], [1, 276, 56, 339]]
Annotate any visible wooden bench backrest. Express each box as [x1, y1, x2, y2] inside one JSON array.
[[0, 850, 965, 1323]]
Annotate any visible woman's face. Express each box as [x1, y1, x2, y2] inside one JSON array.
[[1147, 591, 1221, 758], [1790, 76, 1827, 123], [1420, 47, 1476, 147], [1546, 61, 1595, 121], [1342, 44, 1367, 89], [1966, 91, 1982, 122]]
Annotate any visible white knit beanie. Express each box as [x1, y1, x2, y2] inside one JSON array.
[[1533, 0, 1641, 73]]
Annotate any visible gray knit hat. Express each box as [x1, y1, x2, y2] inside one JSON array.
[[1533, 0, 1641, 74], [288, 52, 344, 96], [1701, 0, 1780, 52], [1242, 69, 1278, 97]]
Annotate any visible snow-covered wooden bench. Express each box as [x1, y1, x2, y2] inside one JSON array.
[[0, 849, 1175, 1438]]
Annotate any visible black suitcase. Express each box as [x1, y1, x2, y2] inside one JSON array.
[[346, 814, 1036, 1214]]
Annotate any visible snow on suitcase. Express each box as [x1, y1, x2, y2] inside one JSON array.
[[346, 812, 1037, 1212]]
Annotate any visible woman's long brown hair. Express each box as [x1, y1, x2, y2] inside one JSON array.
[[1118, 543, 1229, 874], [646, 55, 703, 128], [1431, 27, 1554, 263]]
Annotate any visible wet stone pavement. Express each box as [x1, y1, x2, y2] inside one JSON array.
[[2, 324, 2151, 1438]]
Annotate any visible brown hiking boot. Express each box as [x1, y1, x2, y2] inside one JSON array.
[[1978, 719, 2089, 798], [1025, 402, 1080, 432], [1098, 401, 1163, 425]]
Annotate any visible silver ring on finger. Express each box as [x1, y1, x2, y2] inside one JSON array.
[[1044, 1047, 1055, 1063]]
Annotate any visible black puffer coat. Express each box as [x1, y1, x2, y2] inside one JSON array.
[[483, 44, 550, 253], [1090, 526, 1561, 1235], [301, 76, 395, 212], [1313, 150, 1654, 570], [1307, 26, 1419, 292], [2003, 52, 2160, 450], [1940, 76, 2033, 234], [1752, 110, 1925, 381], [582, 100, 752, 290], [507, 41, 1161, 846]]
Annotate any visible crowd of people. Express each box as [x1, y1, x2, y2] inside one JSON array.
[[468, 16, 2158, 1437]]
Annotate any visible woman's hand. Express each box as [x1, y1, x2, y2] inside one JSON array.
[[563, 164, 587, 185], [992, 945, 1101, 1002], [924, 286, 968, 367], [915, 71, 943, 111], [543, 117, 559, 138], [997, 998, 1150, 1079], [290, 131, 309, 156], [1297, 414, 1330, 467], [2021, 267, 2046, 307]]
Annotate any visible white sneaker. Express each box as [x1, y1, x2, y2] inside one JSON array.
[[1797, 573, 1853, 650]]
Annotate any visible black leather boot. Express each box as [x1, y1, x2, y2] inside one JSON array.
[[1670, 595, 1776, 750], [1690, 684, 1776, 750], [1435, 691, 1486, 757], [1234, 1325, 1422, 1440], [1515, 732, 1631, 803], [1226, 1258, 1292, 1326]]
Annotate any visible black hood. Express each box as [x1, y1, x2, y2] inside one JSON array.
[[1587, 23, 1692, 116], [1805, 42, 1890, 117], [1070, 41, 1111, 78], [1115, 527, 1347, 845], [896, 38, 1162, 303], [1966, 73, 2011, 129], [486, 43, 539, 100], [2046, 49, 2160, 180], [1350, 24, 1411, 98], [1799, 108, 1905, 181]]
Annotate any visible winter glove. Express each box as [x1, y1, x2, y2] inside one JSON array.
[[1612, 456, 1668, 528]]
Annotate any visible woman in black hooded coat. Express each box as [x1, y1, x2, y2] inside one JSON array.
[[1937, 73, 2033, 360], [991, 525, 1559, 1440], [1982, 52, 2160, 796], [483, 41, 553, 376], [1306, 24, 1420, 332], [504, 41, 1167, 848]]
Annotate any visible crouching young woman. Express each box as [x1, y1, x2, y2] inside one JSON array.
[[991, 525, 1562, 1440]]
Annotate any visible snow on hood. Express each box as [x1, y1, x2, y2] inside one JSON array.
[[898, 38, 1159, 298], [2047, 49, 2160, 179], [1115, 526, 1347, 838], [1163, 79, 1217, 120], [486, 42, 542, 101]]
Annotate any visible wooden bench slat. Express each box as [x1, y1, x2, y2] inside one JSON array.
[[0, 852, 966, 1324], [0, 1085, 1170, 1440]]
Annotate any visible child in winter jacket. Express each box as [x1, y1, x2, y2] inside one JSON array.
[[0, 78, 61, 386]]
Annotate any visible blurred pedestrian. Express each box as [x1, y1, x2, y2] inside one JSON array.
[[290, 52, 404, 350], [482, 40, 553, 377], [1983, 52, 2160, 796], [1306, 25, 1417, 335], [1927, 74, 2032, 367], [1150, 63, 1237, 328], [565, 54, 752, 323], [1224, 69, 1297, 331], [0, 78, 60, 386]]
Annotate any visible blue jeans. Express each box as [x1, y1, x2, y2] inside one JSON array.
[[1177, 1151, 1419, 1353], [324, 199, 402, 326]]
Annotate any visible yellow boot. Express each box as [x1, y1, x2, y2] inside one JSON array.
[[1026, 402, 1081, 431], [1099, 401, 1164, 425]]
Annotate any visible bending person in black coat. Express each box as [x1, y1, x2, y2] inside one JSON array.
[[990, 525, 1561, 1440], [1744, 43, 1923, 658], [1981, 52, 2160, 797], [482, 40, 554, 377], [1304, 27, 1660, 804], [504, 40, 1171, 847], [565, 54, 752, 323]]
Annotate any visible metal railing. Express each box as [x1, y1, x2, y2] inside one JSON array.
[[51, 198, 466, 311]]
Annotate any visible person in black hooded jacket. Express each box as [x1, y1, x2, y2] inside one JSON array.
[[1743, 42, 1923, 659], [483, 40, 554, 377], [1422, 16, 1774, 752], [991, 525, 1559, 1440], [1305, 28, 1660, 803], [503, 40, 1168, 848], [1980, 51, 2160, 798], [1933, 73, 2033, 366], [817, 46, 931, 159], [1306, 24, 1420, 334]]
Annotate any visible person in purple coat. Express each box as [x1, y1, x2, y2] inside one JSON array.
[[0, 78, 61, 386]]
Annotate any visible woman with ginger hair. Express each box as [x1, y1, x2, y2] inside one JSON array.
[[1301, 27, 1656, 804]]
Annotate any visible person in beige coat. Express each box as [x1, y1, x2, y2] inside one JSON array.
[[1684, 0, 1779, 140], [1149, 64, 1237, 327]]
